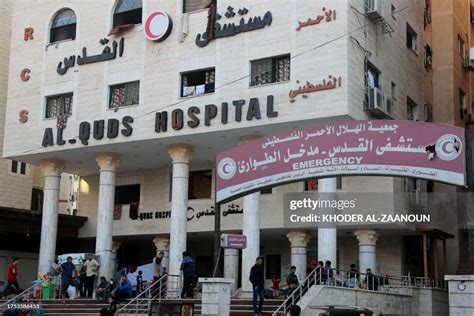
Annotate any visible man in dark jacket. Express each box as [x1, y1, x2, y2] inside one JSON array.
[[249, 257, 264, 316], [180, 251, 196, 298], [286, 266, 299, 295]]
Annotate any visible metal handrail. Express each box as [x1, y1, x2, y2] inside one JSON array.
[[272, 267, 448, 316], [119, 274, 181, 315], [0, 280, 43, 308]]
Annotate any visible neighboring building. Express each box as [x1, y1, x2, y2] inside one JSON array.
[[1, 0, 469, 313], [424, 0, 474, 275]]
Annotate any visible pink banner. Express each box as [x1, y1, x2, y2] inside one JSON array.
[[216, 120, 467, 203]]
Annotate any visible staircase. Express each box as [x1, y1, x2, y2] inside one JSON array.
[[0, 297, 284, 315]]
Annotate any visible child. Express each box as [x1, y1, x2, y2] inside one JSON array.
[[136, 271, 143, 295]]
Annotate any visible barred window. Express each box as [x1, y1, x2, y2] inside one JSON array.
[[181, 68, 215, 97], [250, 55, 290, 86], [45, 93, 73, 119], [109, 81, 140, 109]]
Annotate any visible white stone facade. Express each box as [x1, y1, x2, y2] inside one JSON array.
[[3, 0, 458, 290]]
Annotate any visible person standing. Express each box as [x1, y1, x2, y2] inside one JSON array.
[[152, 251, 164, 296], [83, 255, 100, 298], [249, 257, 265, 316], [58, 256, 79, 299], [286, 266, 299, 295], [3, 258, 20, 296], [180, 251, 196, 298]]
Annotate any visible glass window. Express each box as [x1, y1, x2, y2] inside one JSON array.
[[250, 55, 290, 86], [406, 23, 418, 52], [109, 81, 140, 109], [407, 96, 418, 121], [188, 170, 212, 199], [181, 68, 215, 97], [459, 89, 466, 120], [11, 160, 18, 173], [183, 0, 215, 13], [45, 93, 73, 119], [115, 184, 140, 204], [50, 9, 76, 43], [113, 0, 142, 27]]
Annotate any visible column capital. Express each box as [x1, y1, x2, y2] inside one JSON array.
[[168, 144, 194, 163], [96, 152, 121, 171], [287, 230, 311, 247], [239, 135, 261, 146], [39, 159, 65, 176], [355, 229, 379, 245], [153, 236, 170, 250]]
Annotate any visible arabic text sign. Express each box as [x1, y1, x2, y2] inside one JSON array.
[[216, 120, 467, 203], [221, 234, 247, 249]]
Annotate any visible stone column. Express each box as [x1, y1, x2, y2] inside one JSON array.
[[38, 159, 65, 274], [318, 178, 338, 266], [110, 241, 121, 279], [95, 152, 121, 280], [239, 136, 261, 293], [168, 144, 194, 278], [224, 248, 239, 293], [354, 229, 379, 274], [287, 231, 311, 283], [153, 236, 170, 271]]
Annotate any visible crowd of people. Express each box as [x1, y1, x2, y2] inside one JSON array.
[[2, 252, 389, 316]]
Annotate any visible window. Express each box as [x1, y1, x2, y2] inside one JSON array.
[[424, 103, 433, 122], [115, 184, 140, 204], [304, 177, 342, 191], [458, 35, 465, 55], [406, 23, 418, 52], [424, 0, 432, 27], [109, 81, 140, 109], [391, 4, 397, 20], [366, 63, 380, 89], [183, 0, 215, 13], [50, 9, 76, 43], [45, 93, 73, 119], [391, 82, 397, 101], [188, 170, 212, 199], [31, 188, 44, 212], [113, 0, 142, 28], [250, 55, 290, 86], [181, 68, 215, 97], [459, 89, 466, 120], [261, 187, 272, 194], [11, 160, 27, 175], [407, 97, 418, 121], [424, 45, 433, 68], [265, 254, 280, 279]]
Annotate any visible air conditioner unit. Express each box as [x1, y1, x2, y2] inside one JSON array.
[[366, 0, 383, 21], [410, 190, 421, 205], [367, 87, 391, 118]]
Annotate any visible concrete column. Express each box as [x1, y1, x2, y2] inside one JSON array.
[[239, 136, 261, 293], [38, 159, 65, 274], [95, 152, 121, 280], [224, 248, 239, 293], [153, 236, 170, 271], [354, 229, 379, 274], [110, 241, 121, 279], [318, 178, 337, 266], [168, 144, 194, 278], [287, 231, 311, 283]]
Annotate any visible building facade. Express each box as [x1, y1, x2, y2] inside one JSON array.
[[2, 0, 467, 299]]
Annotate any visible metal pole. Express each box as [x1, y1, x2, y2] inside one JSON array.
[[213, 202, 221, 276]]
